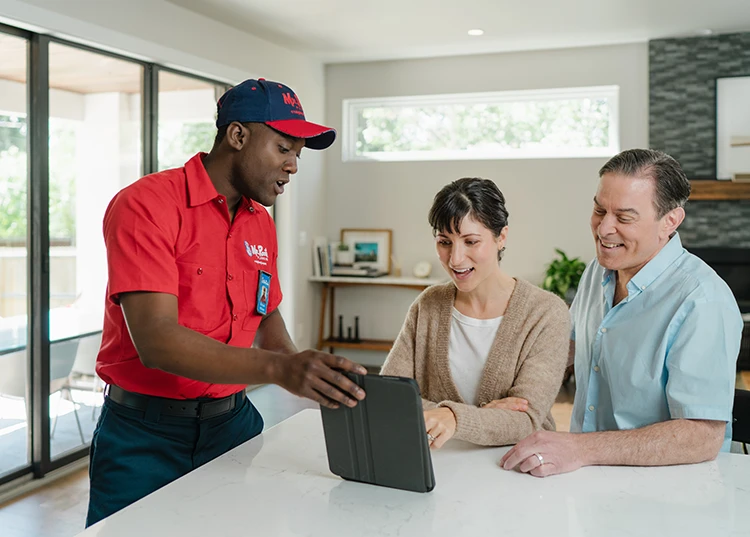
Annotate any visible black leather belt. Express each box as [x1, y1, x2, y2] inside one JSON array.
[[106, 384, 242, 420]]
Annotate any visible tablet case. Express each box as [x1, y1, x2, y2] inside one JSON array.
[[320, 373, 436, 493]]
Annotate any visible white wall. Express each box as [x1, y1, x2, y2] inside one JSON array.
[[324, 43, 648, 366], [0, 0, 329, 348]]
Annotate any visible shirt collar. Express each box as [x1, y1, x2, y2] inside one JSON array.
[[185, 153, 219, 207], [184, 152, 259, 214], [600, 232, 685, 293]]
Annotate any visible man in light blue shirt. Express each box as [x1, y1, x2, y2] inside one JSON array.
[[501, 148, 742, 477]]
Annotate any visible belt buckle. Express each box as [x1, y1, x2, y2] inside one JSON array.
[[198, 396, 232, 420]]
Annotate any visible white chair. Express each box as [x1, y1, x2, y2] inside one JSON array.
[[50, 339, 84, 443], [70, 332, 104, 420], [0, 339, 84, 443], [0, 348, 28, 401]]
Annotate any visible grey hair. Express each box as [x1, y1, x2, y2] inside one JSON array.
[[599, 149, 691, 219]]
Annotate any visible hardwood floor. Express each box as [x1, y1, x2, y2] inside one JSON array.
[[1, 375, 747, 537], [0, 466, 90, 537], [0, 384, 315, 537]]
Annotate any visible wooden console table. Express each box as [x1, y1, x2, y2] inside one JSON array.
[[310, 275, 442, 352]]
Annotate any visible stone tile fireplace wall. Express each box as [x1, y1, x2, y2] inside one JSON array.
[[649, 32, 750, 249], [680, 200, 750, 248]]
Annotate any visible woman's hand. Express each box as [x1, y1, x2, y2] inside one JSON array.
[[424, 407, 457, 449], [481, 397, 529, 412]]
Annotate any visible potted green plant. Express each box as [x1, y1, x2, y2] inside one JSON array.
[[542, 249, 587, 304]]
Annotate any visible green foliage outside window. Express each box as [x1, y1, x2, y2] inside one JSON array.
[[0, 115, 27, 241], [0, 114, 77, 243], [158, 121, 215, 170], [356, 98, 610, 155]]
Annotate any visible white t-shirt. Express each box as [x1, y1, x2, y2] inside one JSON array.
[[448, 307, 503, 406]]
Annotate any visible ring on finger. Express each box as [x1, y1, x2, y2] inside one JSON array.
[[534, 453, 544, 465], [427, 433, 436, 443]]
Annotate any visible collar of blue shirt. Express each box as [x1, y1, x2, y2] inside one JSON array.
[[601, 232, 685, 298]]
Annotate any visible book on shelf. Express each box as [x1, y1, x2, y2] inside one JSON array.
[[312, 237, 333, 277]]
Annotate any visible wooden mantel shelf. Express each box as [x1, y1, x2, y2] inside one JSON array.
[[689, 181, 750, 201]]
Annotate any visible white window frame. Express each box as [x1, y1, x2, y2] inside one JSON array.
[[342, 85, 620, 162]]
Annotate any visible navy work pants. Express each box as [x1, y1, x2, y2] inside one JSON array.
[[86, 391, 263, 527]]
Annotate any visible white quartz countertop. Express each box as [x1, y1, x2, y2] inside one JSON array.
[[77, 409, 750, 537]]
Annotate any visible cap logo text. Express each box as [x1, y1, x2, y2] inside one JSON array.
[[282, 92, 305, 116]]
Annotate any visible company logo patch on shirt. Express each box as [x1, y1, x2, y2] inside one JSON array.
[[245, 241, 269, 266]]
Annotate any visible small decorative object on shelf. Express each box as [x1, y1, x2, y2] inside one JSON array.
[[354, 316, 361, 343], [347, 326, 353, 342], [413, 260, 432, 279], [391, 255, 402, 277], [335, 243, 355, 266], [312, 275, 440, 353]]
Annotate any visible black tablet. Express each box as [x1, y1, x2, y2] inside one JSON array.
[[320, 373, 435, 493]]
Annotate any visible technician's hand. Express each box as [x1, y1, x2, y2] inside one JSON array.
[[499, 430, 584, 478], [276, 350, 367, 409], [424, 407, 457, 449], [481, 397, 529, 412]]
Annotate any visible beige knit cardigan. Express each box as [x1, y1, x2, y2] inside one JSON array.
[[381, 279, 570, 446]]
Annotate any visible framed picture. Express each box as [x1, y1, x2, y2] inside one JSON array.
[[340, 228, 392, 274], [716, 75, 750, 180]]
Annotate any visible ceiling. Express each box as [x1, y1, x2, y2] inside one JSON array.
[[0, 34, 221, 94], [167, 0, 750, 63]]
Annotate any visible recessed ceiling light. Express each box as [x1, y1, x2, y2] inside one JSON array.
[[468, 29, 484, 36]]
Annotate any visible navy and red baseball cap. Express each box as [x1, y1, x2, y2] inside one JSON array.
[[216, 78, 336, 150]]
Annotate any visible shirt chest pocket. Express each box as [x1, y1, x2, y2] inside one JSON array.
[[176, 261, 228, 332]]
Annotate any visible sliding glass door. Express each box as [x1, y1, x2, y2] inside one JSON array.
[[0, 21, 232, 486], [47, 42, 144, 459], [157, 69, 227, 171], [0, 29, 30, 480]]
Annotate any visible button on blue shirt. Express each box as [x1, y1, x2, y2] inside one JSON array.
[[570, 233, 742, 451]]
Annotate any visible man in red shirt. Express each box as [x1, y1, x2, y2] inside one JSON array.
[[86, 78, 366, 527]]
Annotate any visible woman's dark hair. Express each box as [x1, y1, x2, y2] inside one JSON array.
[[428, 177, 509, 260]]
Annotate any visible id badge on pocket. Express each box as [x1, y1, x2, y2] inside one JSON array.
[[256, 270, 272, 315]]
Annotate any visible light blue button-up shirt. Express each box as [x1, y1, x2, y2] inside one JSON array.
[[570, 233, 742, 451]]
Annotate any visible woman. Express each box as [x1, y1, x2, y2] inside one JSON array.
[[381, 177, 569, 448]]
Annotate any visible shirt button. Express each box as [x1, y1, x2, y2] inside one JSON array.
[[227, 233, 232, 239], [232, 314, 238, 321], [197, 268, 203, 275], [588, 405, 595, 411], [593, 365, 600, 372], [217, 198, 224, 204], [600, 328, 607, 333], [227, 274, 233, 281], [641, 286, 646, 290], [248, 206, 254, 212]]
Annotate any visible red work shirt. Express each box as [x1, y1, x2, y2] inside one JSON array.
[[96, 153, 282, 398]]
